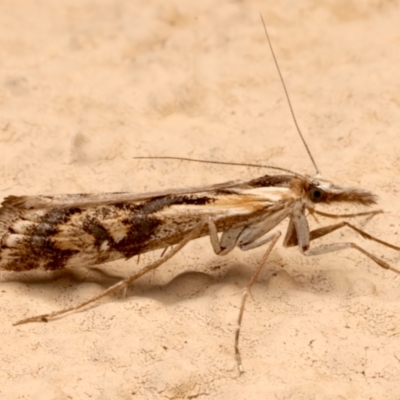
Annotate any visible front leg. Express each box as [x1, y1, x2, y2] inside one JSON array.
[[284, 211, 400, 274]]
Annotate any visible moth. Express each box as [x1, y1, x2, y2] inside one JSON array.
[[1, 16, 399, 373]]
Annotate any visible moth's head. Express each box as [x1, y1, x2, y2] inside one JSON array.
[[295, 174, 378, 207]]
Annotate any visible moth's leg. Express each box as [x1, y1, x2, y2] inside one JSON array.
[[286, 218, 400, 253], [284, 214, 400, 274], [208, 222, 277, 255], [238, 230, 282, 251], [208, 217, 285, 373], [208, 215, 289, 373], [312, 209, 383, 219], [209, 208, 288, 255], [309, 209, 382, 230], [283, 218, 345, 248], [302, 241, 400, 274], [208, 218, 243, 255], [310, 222, 400, 251], [235, 230, 281, 375], [14, 220, 206, 326], [282, 208, 310, 251], [238, 208, 290, 251]]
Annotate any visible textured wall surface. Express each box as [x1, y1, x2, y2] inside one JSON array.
[[1, 1, 400, 399]]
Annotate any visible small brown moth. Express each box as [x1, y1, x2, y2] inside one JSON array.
[[1, 15, 399, 373]]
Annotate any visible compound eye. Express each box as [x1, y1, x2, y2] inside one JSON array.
[[309, 187, 325, 203]]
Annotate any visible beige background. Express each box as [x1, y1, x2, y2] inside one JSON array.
[[1, 1, 400, 399]]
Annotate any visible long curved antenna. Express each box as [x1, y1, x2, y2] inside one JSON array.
[[133, 156, 305, 178], [260, 14, 321, 176]]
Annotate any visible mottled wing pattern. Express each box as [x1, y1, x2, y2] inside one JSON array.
[[0, 175, 295, 271]]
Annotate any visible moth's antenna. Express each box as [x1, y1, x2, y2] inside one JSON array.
[[260, 14, 321, 176], [134, 156, 305, 178]]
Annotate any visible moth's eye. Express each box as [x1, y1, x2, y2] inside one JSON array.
[[309, 187, 325, 203]]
